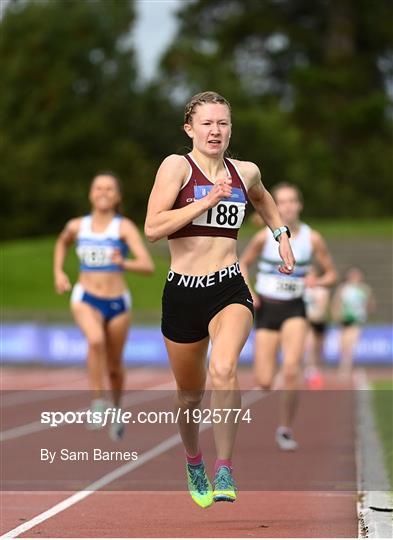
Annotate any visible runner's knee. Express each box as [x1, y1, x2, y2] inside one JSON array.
[[258, 380, 273, 391], [209, 360, 237, 388], [176, 389, 204, 409], [282, 363, 300, 384], [87, 334, 105, 351], [108, 365, 123, 381]]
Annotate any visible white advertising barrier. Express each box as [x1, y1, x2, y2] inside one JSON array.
[[2, 324, 392, 365]]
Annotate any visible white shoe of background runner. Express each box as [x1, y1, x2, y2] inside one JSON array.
[[87, 398, 109, 430], [109, 410, 125, 442], [275, 426, 299, 451]]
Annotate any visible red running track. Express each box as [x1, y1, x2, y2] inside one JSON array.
[[1, 366, 359, 538]]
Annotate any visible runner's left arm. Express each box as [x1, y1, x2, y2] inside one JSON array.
[[245, 162, 295, 275], [113, 219, 155, 275], [309, 231, 338, 288]]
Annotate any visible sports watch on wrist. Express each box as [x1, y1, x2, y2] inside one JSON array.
[[273, 226, 291, 242]]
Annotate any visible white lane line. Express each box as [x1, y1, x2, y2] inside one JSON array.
[[1, 375, 86, 393], [0, 380, 175, 442], [2, 390, 81, 408], [1, 369, 156, 406], [1, 389, 265, 538]]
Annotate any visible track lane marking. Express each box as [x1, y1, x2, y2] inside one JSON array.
[[0, 380, 175, 442], [1, 389, 265, 538], [1, 369, 155, 406]]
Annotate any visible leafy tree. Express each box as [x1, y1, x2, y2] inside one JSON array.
[[0, 0, 152, 239], [159, 0, 393, 217]]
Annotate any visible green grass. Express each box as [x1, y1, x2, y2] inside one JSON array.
[[1, 236, 170, 321], [372, 380, 393, 489], [1, 218, 392, 319]]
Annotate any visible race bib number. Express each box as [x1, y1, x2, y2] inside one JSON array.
[[275, 278, 303, 295], [256, 274, 305, 300], [192, 185, 246, 229], [78, 246, 112, 267]]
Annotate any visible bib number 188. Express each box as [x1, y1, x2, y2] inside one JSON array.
[[206, 203, 239, 226], [194, 201, 245, 229]]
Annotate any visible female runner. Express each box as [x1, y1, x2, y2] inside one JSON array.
[[240, 183, 337, 450], [54, 172, 154, 440], [145, 91, 295, 507], [332, 267, 375, 378], [304, 266, 331, 389]]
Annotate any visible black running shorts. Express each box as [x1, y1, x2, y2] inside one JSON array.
[[161, 261, 254, 343], [309, 321, 326, 335], [255, 295, 306, 331]]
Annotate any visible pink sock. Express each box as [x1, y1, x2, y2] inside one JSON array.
[[215, 459, 232, 474], [186, 450, 203, 466]]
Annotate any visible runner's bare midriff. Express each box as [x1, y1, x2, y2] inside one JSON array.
[[169, 236, 238, 275], [79, 272, 127, 297]]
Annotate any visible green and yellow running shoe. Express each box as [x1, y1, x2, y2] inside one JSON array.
[[213, 465, 237, 503], [186, 462, 213, 509]]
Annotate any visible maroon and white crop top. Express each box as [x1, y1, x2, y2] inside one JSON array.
[[168, 154, 248, 240]]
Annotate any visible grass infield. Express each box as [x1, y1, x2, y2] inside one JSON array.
[[2, 218, 391, 317]]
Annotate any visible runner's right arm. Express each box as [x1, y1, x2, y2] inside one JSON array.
[[144, 155, 232, 242], [53, 218, 80, 294]]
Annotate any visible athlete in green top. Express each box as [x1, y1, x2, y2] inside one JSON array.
[[332, 267, 375, 378]]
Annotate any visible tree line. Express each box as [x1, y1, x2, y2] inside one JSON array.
[[1, 0, 391, 239]]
